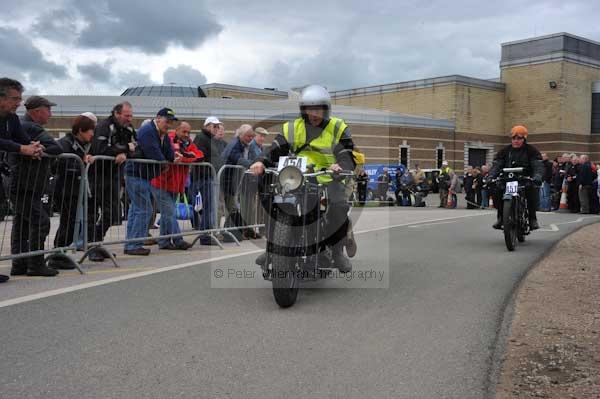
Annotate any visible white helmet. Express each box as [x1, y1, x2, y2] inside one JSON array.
[[299, 84, 331, 109]]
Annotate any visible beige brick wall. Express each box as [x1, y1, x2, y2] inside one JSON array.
[[560, 62, 600, 135], [333, 83, 504, 136], [454, 85, 504, 135], [501, 62, 563, 135], [332, 84, 457, 121]]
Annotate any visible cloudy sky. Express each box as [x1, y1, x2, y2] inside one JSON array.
[[3, 0, 600, 95]]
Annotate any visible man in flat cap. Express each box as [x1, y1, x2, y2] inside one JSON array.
[[10, 95, 63, 277]]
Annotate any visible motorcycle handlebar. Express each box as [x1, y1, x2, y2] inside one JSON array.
[[251, 168, 355, 178], [486, 175, 537, 187]]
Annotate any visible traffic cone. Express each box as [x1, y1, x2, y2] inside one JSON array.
[[489, 195, 494, 209], [557, 177, 569, 212], [447, 191, 454, 208]]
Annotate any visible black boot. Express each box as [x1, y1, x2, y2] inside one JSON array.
[[10, 258, 28, 276], [492, 216, 503, 230], [88, 249, 106, 262], [332, 243, 352, 273], [27, 264, 59, 277], [255, 251, 266, 266], [0, 274, 8, 283], [530, 218, 540, 230]]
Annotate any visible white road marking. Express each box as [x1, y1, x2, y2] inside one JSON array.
[[0, 251, 264, 309], [408, 221, 457, 228], [538, 224, 559, 232], [355, 212, 493, 235]]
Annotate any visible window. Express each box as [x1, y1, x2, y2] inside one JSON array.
[[400, 146, 409, 167], [592, 93, 600, 134], [437, 148, 444, 168]]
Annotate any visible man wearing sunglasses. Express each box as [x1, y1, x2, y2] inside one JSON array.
[[488, 125, 544, 230]]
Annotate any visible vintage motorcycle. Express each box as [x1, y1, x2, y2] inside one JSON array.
[[494, 167, 535, 251], [257, 156, 354, 308]]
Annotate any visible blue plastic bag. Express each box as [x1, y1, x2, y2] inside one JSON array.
[[176, 194, 194, 220]]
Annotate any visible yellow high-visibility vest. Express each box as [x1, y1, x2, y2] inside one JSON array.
[[283, 117, 348, 184]]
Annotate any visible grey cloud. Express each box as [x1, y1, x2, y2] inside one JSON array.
[[0, 27, 67, 79], [163, 65, 207, 86], [77, 62, 113, 83], [75, 62, 155, 92], [114, 71, 156, 90], [30, 8, 79, 41], [11, 0, 600, 94], [211, 0, 600, 90], [68, 0, 221, 53]]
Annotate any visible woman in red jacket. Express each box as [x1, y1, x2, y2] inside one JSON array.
[[151, 121, 204, 249]]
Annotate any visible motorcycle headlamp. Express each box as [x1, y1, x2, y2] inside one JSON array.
[[278, 166, 304, 192]]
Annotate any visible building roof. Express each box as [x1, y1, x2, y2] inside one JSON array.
[[330, 75, 505, 99], [199, 83, 288, 98], [501, 32, 600, 69], [24, 95, 455, 129], [121, 85, 200, 97]]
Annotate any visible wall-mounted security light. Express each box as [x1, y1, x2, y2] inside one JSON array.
[[549, 81, 557, 89]]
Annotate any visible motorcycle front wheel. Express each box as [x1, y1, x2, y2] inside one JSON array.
[[270, 213, 300, 308], [503, 199, 517, 251]]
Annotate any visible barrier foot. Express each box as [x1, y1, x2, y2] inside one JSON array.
[[222, 231, 241, 246], [96, 247, 119, 268], [191, 233, 224, 249], [46, 252, 84, 275], [79, 246, 120, 268]]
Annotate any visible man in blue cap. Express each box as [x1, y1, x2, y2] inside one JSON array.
[[124, 108, 178, 255]]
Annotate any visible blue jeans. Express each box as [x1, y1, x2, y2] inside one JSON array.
[[125, 176, 153, 251], [188, 177, 214, 232], [481, 189, 489, 208], [150, 186, 184, 247], [539, 181, 551, 211]]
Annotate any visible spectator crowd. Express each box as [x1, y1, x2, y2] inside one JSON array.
[[366, 155, 600, 213], [0, 77, 270, 282]]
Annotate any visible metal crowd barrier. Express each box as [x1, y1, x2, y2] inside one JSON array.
[[84, 156, 222, 262], [215, 164, 266, 245], [0, 152, 86, 274], [0, 152, 271, 277]]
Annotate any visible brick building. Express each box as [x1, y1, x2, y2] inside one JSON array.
[[26, 32, 600, 170], [332, 32, 600, 168]]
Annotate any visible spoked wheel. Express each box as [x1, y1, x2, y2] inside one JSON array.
[[270, 213, 300, 308], [517, 199, 528, 242], [503, 199, 517, 251]]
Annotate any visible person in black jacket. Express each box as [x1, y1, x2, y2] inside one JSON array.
[[578, 155, 594, 214], [566, 154, 580, 213], [188, 116, 223, 244], [488, 125, 544, 230], [10, 94, 63, 277], [356, 169, 368, 206], [463, 166, 476, 209], [539, 153, 553, 212], [89, 102, 137, 260], [54, 114, 97, 252], [0, 78, 44, 282]]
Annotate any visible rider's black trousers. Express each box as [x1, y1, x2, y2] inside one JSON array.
[[323, 182, 350, 248]]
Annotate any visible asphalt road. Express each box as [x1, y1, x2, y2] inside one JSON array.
[[0, 209, 597, 399]]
